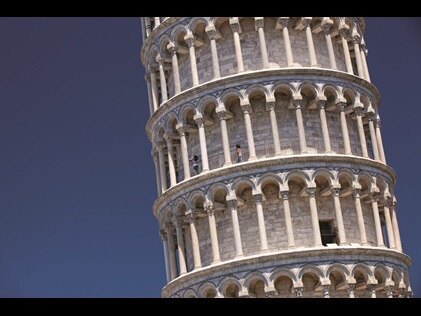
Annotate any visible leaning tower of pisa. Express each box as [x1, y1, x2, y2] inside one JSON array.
[[140, 17, 412, 298]]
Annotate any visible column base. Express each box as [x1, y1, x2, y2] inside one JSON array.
[[223, 162, 232, 167], [248, 156, 258, 161]]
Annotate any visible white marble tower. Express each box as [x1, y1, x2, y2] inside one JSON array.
[[140, 17, 412, 298]]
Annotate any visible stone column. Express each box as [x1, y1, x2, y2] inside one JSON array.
[[254, 193, 269, 251], [370, 194, 385, 247], [145, 74, 153, 116], [157, 142, 168, 192], [294, 287, 303, 298], [144, 17, 152, 37], [319, 101, 332, 153], [360, 39, 371, 82], [353, 189, 368, 245], [277, 18, 294, 67], [156, 54, 168, 102], [205, 25, 221, 79], [355, 106, 368, 158], [338, 102, 352, 155], [241, 100, 257, 160], [185, 33, 199, 87], [383, 201, 396, 249], [164, 133, 177, 187], [339, 29, 353, 75], [153, 17, 160, 29], [160, 230, 170, 283], [323, 285, 330, 298], [294, 100, 307, 154], [204, 204, 221, 264], [176, 123, 191, 180], [193, 113, 209, 172], [385, 285, 394, 298], [152, 149, 161, 195], [174, 219, 187, 275], [167, 42, 181, 95], [216, 107, 232, 166], [308, 187, 322, 247], [391, 201, 403, 252], [348, 284, 355, 298], [375, 119, 387, 164], [367, 284, 377, 298], [149, 68, 159, 112], [302, 18, 318, 67], [352, 34, 365, 79], [322, 19, 337, 70], [230, 18, 244, 73], [368, 116, 380, 161], [267, 100, 281, 156], [187, 210, 202, 269], [332, 187, 347, 245], [166, 226, 178, 280], [280, 191, 295, 248], [227, 198, 243, 258], [255, 17, 269, 69]]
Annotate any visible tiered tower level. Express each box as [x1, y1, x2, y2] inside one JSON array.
[[140, 17, 412, 298]]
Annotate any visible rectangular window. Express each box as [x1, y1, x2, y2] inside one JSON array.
[[319, 220, 338, 246]]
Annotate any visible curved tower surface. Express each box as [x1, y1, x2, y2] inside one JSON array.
[[140, 17, 412, 298]]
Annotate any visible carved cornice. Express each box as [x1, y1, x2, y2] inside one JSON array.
[[161, 246, 411, 297], [145, 68, 380, 140], [152, 155, 396, 218]]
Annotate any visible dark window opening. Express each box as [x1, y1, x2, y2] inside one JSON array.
[[319, 221, 338, 246]]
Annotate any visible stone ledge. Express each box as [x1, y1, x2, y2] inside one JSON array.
[[161, 246, 411, 297]]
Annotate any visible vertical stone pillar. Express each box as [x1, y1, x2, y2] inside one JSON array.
[[241, 100, 257, 160], [391, 200, 403, 252], [360, 39, 371, 82], [319, 101, 332, 153], [308, 187, 322, 247], [160, 230, 170, 283], [353, 189, 368, 245], [151, 149, 161, 195], [339, 28, 354, 75], [277, 17, 295, 67], [230, 18, 244, 73], [149, 67, 159, 111], [185, 33, 199, 87], [266, 100, 281, 156], [187, 210, 202, 269], [368, 116, 380, 161], [204, 204, 221, 264], [383, 200, 396, 249], [216, 107, 232, 166], [301, 18, 318, 67], [254, 193, 269, 251], [355, 106, 369, 158], [157, 142, 168, 192], [281, 191, 295, 248], [164, 133, 177, 187], [156, 54, 168, 102], [255, 17, 269, 69], [176, 123, 191, 180], [338, 102, 352, 155], [370, 194, 385, 247], [193, 113, 209, 172], [352, 34, 365, 79], [375, 119, 387, 163], [294, 100, 307, 153], [205, 25, 221, 79], [227, 198, 244, 258], [322, 19, 337, 70], [166, 225, 178, 280], [332, 187, 347, 245], [174, 219, 187, 275], [167, 42, 181, 95]]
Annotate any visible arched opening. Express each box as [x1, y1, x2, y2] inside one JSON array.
[[248, 279, 266, 298], [224, 283, 240, 298], [273, 84, 296, 154], [328, 270, 348, 298], [274, 275, 294, 298], [302, 272, 322, 298], [223, 94, 246, 162], [248, 88, 271, 158]]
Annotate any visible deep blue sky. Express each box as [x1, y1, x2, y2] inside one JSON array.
[[0, 17, 419, 298]]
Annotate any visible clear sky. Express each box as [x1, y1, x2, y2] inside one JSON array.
[[0, 17, 419, 298]]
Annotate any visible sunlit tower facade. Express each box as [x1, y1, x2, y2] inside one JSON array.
[[140, 17, 412, 298]]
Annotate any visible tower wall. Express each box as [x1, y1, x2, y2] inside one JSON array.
[[141, 17, 412, 298]]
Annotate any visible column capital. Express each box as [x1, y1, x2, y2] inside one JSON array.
[[166, 41, 177, 55], [321, 18, 333, 33], [331, 186, 341, 196], [307, 187, 317, 197], [255, 17, 264, 30], [265, 100, 276, 111], [318, 100, 327, 110], [280, 190, 289, 200], [184, 33, 195, 47], [226, 198, 238, 209], [338, 27, 350, 39], [294, 287, 303, 297], [253, 193, 263, 204], [193, 113, 204, 127], [163, 132, 174, 143], [215, 106, 227, 120], [155, 54, 164, 65], [276, 17, 289, 30], [159, 229, 167, 241], [229, 17, 242, 33], [240, 100, 252, 113], [295, 17, 312, 30], [205, 24, 221, 40], [204, 204, 215, 216], [336, 101, 347, 111], [175, 122, 185, 136], [185, 209, 197, 220], [294, 99, 306, 109]]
